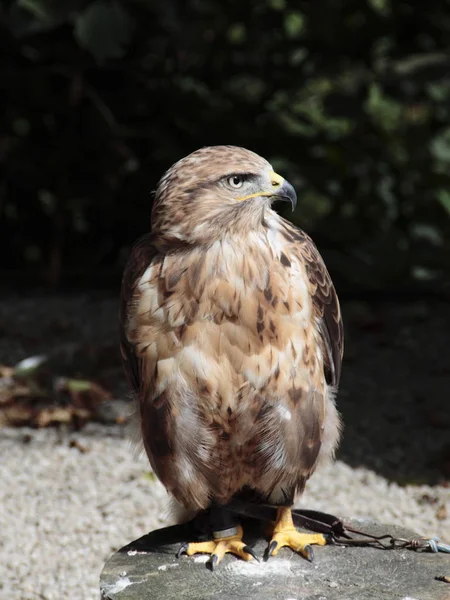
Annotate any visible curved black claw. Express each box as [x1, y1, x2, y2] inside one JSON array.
[[323, 533, 335, 545], [176, 543, 189, 558], [243, 545, 259, 562], [264, 540, 278, 562], [206, 554, 219, 571], [304, 544, 314, 562]]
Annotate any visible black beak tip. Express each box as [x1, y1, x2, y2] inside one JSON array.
[[290, 192, 297, 212], [276, 180, 297, 212]]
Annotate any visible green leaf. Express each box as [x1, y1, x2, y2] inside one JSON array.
[[74, 1, 135, 63], [291, 94, 353, 140], [365, 83, 402, 132], [269, 0, 285, 10], [18, 0, 53, 23], [410, 223, 444, 246], [284, 11, 305, 38], [431, 129, 450, 164], [226, 75, 266, 102], [427, 82, 450, 102], [412, 266, 439, 281], [278, 112, 316, 137], [437, 189, 450, 216], [66, 379, 94, 392], [367, 0, 391, 17], [15, 0, 85, 31], [290, 47, 308, 66], [227, 23, 246, 44]]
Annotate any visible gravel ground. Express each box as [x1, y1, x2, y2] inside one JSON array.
[[0, 293, 449, 599]]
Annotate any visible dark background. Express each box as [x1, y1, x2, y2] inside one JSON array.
[[1, 0, 450, 486], [2, 0, 450, 293]]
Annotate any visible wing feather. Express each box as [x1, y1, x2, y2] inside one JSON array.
[[282, 222, 344, 388], [119, 234, 158, 396]]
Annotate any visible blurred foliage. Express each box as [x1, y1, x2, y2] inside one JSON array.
[[0, 354, 113, 427], [1, 0, 450, 291]]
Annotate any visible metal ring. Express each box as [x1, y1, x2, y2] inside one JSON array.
[[213, 526, 238, 539]]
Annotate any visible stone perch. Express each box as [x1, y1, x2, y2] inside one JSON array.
[[100, 519, 450, 600]]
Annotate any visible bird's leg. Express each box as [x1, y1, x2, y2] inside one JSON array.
[[265, 506, 327, 561], [177, 503, 257, 569]]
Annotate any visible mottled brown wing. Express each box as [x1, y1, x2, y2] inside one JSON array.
[[297, 231, 343, 387], [119, 234, 158, 395], [281, 220, 343, 388]]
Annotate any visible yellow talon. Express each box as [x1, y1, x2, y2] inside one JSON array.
[[266, 507, 327, 561], [178, 525, 257, 569]]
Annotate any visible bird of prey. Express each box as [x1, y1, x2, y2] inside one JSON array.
[[120, 145, 343, 568]]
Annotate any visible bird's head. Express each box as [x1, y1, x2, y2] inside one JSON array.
[[151, 145, 297, 247]]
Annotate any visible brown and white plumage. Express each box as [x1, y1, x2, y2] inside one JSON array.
[[120, 145, 343, 518]]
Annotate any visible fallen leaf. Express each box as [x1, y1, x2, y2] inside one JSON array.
[[35, 407, 74, 427], [0, 404, 34, 427], [0, 365, 14, 378]]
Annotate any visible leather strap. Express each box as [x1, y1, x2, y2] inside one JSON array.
[[226, 500, 448, 552]]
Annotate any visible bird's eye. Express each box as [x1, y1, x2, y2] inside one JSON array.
[[227, 175, 245, 189]]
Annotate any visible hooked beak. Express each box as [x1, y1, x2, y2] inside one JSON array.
[[236, 171, 297, 211], [270, 171, 297, 212]]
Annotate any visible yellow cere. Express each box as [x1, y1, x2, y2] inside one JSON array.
[[270, 171, 284, 187], [236, 171, 285, 202]]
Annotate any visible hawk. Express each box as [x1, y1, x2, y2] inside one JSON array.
[[120, 146, 343, 568]]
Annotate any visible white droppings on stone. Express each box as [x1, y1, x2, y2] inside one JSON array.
[[193, 555, 209, 563], [228, 558, 295, 577], [127, 549, 149, 556], [103, 575, 133, 594], [158, 563, 179, 571]]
